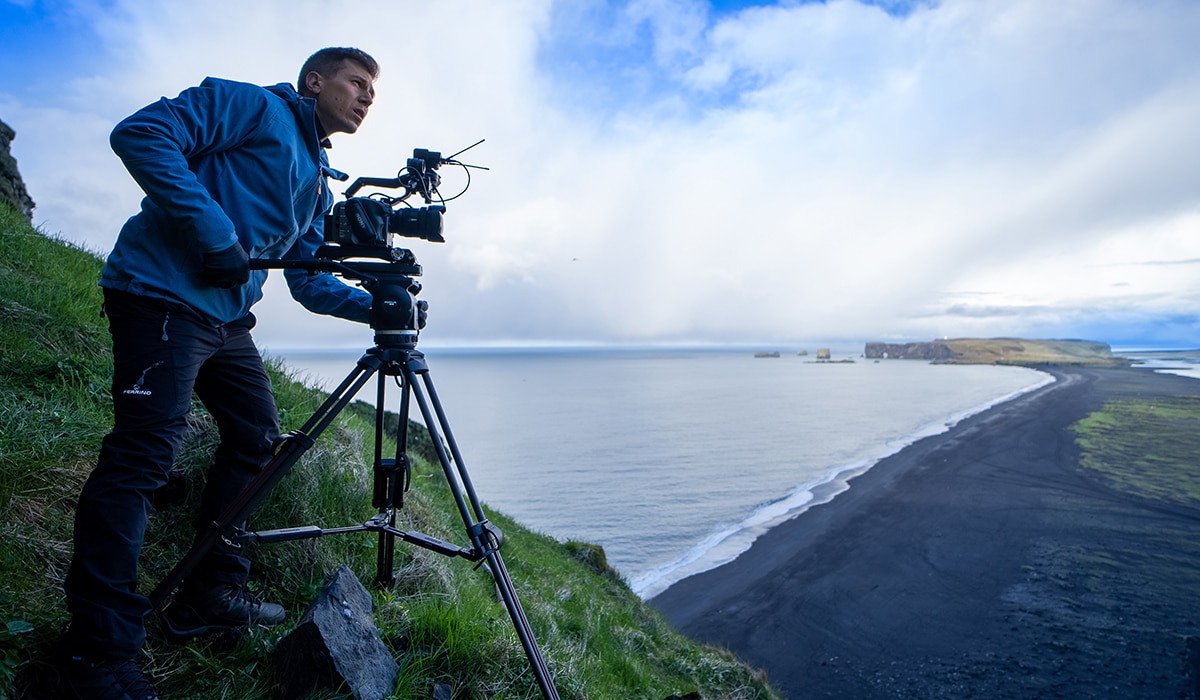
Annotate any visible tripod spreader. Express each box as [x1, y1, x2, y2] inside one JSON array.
[[238, 515, 477, 560], [235, 504, 504, 564]]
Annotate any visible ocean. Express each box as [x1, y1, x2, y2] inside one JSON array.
[[1129, 350, 1200, 381], [273, 346, 1052, 599]]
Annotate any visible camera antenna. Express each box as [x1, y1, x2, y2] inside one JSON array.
[[432, 139, 489, 203], [444, 139, 488, 168]]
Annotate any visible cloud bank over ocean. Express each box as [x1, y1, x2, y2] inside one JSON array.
[[2, 0, 1198, 348]]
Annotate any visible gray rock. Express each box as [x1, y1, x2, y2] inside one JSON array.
[[272, 566, 399, 700]]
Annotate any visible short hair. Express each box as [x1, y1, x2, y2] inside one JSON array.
[[297, 47, 379, 97]]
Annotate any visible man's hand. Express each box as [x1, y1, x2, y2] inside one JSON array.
[[202, 242, 250, 288]]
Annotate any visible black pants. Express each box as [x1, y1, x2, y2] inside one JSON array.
[[62, 289, 280, 660]]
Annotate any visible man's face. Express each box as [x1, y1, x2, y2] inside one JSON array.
[[306, 60, 375, 136]]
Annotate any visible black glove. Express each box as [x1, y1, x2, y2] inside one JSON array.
[[201, 241, 250, 288]]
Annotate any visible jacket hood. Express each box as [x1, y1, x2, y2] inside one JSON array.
[[265, 81, 329, 149]]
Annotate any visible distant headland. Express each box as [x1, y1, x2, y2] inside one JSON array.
[[863, 338, 1130, 367]]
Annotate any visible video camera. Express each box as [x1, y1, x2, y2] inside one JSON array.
[[319, 143, 485, 262]]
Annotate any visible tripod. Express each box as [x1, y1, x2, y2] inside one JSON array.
[[149, 258, 560, 700]]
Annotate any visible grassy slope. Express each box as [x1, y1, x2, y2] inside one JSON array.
[[0, 204, 779, 699], [937, 338, 1127, 366], [868, 338, 1129, 366]]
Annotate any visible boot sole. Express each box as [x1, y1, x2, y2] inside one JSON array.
[[160, 614, 245, 644]]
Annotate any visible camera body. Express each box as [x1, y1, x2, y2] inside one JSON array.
[[325, 198, 445, 249]]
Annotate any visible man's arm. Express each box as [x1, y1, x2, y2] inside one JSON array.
[[281, 216, 372, 324], [109, 78, 274, 256]]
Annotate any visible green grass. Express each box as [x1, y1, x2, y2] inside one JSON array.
[[866, 338, 1128, 366], [0, 203, 780, 699], [1070, 395, 1200, 509]]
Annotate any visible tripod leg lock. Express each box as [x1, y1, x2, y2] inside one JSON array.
[[209, 520, 249, 548], [273, 429, 315, 452], [469, 520, 504, 562]]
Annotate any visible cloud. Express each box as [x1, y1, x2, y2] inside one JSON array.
[[3, 0, 1199, 349]]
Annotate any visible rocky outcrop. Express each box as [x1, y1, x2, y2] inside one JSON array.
[[865, 341, 957, 361], [0, 119, 35, 221]]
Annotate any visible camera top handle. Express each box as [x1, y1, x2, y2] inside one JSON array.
[[344, 140, 488, 204]]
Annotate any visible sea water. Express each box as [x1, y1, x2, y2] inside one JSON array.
[[1127, 351, 1200, 381], [272, 347, 1051, 599]]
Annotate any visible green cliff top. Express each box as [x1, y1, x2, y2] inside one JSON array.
[[865, 338, 1130, 367]]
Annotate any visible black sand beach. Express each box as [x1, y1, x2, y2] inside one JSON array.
[[652, 366, 1200, 699]]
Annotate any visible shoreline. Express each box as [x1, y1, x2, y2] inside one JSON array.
[[631, 368, 1054, 599], [651, 365, 1200, 699]]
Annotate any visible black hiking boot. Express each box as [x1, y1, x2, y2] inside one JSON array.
[[161, 584, 286, 642]]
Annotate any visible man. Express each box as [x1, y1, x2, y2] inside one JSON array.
[[51, 47, 379, 699]]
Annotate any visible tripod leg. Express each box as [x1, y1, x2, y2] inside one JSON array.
[[403, 361, 561, 700], [373, 370, 395, 586], [372, 366, 413, 587], [484, 544, 561, 700], [149, 352, 384, 610]]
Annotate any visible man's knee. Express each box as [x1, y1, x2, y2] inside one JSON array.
[[96, 420, 189, 487]]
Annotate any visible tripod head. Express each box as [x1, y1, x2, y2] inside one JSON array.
[[250, 257, 427, 348]]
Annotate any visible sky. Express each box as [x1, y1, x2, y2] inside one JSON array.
[[2, 0, 1199, 352]]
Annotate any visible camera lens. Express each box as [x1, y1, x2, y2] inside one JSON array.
[[389, 206, 444, 243]]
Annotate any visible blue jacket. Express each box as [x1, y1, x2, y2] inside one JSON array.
[[102, 77, 371, 326]]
